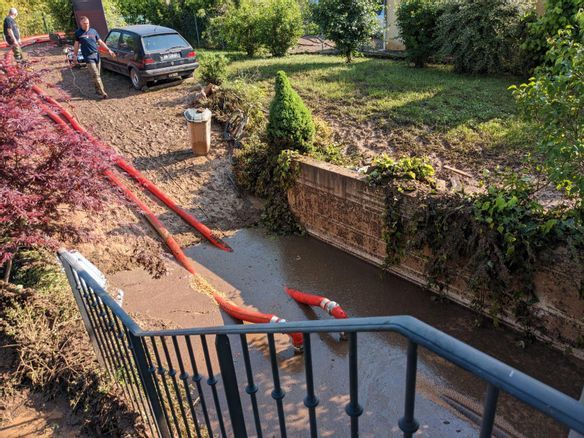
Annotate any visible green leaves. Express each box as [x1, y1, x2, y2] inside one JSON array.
[[471, 169, 580, 266], [397, 0, 444, 68], [207, 0, 302, 57], [367, 154, 436, 187], [512, 27, 584, 206], [198, 53, 229, 85], [267, 71, 316, 153], [435, 0, 531, 74], [314, 0, 380, 62], [523, 0, 582, 67]]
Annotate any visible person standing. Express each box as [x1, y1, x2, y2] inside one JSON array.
[[73, 16, 116, 99], [3, 8, 22, 62]]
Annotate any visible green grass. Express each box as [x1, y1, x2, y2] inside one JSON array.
[[201, 51, 534, 169]]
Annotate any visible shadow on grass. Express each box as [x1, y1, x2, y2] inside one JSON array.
[[230, 55, 523, 133]]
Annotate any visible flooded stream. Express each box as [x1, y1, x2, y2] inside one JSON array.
[[113, 227, 584, 436]]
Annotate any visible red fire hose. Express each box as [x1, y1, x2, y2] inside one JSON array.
[[286, 287, 348, 340], [214, 294, 304, 350], [285, 287, 348, 319], [0, 35, 51, 49], [35, 101, 199, 275], [8, 42, 230, 252], [7, 41, 304, 351], [106, 172, 199, 276], [30, 85, 232, 253]]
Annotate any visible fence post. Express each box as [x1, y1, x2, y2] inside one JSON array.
[[128, 333, 171, 438], [216, 334, 248, 437], [59, 255, 105, 368]]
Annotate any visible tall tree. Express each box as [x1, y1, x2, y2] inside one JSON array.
[[314, 0, 379, 62]]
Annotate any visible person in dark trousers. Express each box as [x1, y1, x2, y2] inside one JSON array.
[[73, 16, 116, 99], [3, 8, 22, 62]]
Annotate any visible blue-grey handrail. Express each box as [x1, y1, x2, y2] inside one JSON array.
[[58, 250, 584, 434]]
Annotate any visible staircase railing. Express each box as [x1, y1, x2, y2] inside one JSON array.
[[58, 249, 584, 438]]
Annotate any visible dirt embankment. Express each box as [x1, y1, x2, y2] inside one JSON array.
[[28, 44, 260, 274]]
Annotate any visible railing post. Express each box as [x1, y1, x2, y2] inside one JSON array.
[[479, 384, 499, 438], [398, 341, 419, 438], [216, 334, 248, 438], [568, 386, 584, 438], [345, 332, 363, 438], [128, 332, 171, 438], [59, 256, 105, 368]]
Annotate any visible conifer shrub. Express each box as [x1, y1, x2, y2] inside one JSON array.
[[267, 71, 315, 153]]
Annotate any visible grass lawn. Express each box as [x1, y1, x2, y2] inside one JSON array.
[[207, 52, 534, 171]]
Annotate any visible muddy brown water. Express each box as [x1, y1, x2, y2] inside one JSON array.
[[112, 228, 584, 437]]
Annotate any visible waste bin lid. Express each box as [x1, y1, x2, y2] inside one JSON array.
[[184, 108, 212, 123]]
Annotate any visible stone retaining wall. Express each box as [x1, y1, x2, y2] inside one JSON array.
[[287, 156, 584, 357]]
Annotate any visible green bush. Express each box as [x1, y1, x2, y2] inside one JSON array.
[[267, 71, 315, 152], [119, 0, 211, 46], [436, 0, 532, 74], [511, 27, 584, 204], [314, 0, 380, 62], [367, 154, 435, 187], [208, 79, 266, 135], [198, 52, 229, 85], [524, 0, 583, 68], [207, 0, 265, 56], [263, 0, 304, 56], [397, 0, 444, 67]]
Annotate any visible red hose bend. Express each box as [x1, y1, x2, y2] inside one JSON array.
[[285, 287, 348, 319], [214, 294, 304, 351]]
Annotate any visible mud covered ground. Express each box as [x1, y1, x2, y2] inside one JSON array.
[[27, 44, 260, 275], [7, 44, 582, 437]]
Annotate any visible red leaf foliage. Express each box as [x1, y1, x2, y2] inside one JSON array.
[[0, 63, 117, 264]]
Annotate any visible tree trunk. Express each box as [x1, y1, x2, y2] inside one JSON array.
[[3, 257, 13, 283]]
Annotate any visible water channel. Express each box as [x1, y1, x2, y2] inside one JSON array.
[[178, 227, 584, 437]]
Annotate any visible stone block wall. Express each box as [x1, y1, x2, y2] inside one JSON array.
[[288, 157, 584, 357]]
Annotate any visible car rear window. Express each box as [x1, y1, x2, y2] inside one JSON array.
[[142, 33, 189, 53]]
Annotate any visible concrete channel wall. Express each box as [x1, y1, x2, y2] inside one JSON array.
[[287, 156, 584, 357]]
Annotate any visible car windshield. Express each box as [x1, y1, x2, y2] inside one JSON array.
[[142, 33, 189, 53]]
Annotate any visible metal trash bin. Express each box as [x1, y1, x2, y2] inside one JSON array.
[[184, 108, 212, 156]]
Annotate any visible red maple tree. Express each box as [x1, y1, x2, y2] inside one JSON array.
[[0, 63, 116, 280]]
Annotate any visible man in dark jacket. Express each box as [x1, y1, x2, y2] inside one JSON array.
[[73, 16, 116, 99], [3, 8, 22, 61]]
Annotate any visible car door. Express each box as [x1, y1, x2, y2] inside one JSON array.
[[100, 30, 121, 72], [117, 32, 140, 76]]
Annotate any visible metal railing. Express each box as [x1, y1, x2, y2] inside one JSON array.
[[58, 250, 584, 437]]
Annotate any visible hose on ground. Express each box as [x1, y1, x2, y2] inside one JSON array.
[[214, 293, 304, 350]]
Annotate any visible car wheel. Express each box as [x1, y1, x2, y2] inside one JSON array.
[[130, 68, 145, 90]]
